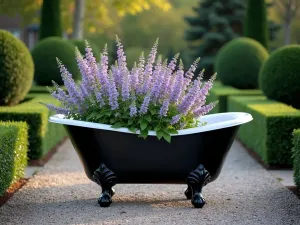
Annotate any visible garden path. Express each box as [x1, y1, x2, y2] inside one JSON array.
[[1, 140, 300, 225]]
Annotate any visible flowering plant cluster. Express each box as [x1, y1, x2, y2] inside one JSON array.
[[43, 37, 217, 143]]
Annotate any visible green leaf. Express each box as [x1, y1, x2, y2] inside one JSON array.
[[110, 118, 116, 124], [145, 115, 152, 122], [105, 111, 112, 116], [154, 126, 161, 132], [86, 112, 98, 120], [162, 132, 171, 143], [140, 129, 148, 139], [128, 127, 137, 133], [140, 120, 148, 130], [128, 119, 133, 126], [149, 108, 156, 115], [156, 130, 164, 140], [111, 122, 123, 129], [167, 128, 179, 135]]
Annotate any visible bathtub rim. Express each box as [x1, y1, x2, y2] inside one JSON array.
[[49, 112, 252, 137]]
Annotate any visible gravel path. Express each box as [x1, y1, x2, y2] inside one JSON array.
[[1, 140, 300, 225]]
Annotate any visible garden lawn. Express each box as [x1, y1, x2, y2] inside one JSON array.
[[228, 95, 300, 166], [0, 94, 66, 160]]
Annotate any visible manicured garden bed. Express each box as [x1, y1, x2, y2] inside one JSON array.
[[228, 95, 300, 166], [0, 122, 28, 197], [292, 129, 300, 188], [0, 94, 66, 160], [206, 83, 263, 114]]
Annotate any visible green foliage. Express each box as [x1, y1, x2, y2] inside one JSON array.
[[292, 129, 300, 188], [0, 30, 34, 106], [0, 94, 66, 159], [39, 0, 62, 40], [206, 84, 263, 114], [0, 122, 28, 196], [30, 85, 66, 94], [215, 37, 269, 89], [184, 0, 246, 79], [259, 45, 300, 109], [228, 95, 300, 166], [31, 37, 80, 86], [244, 0, 269, 49], [125, 47, 150, 68], [69, 39, 101, 61], [69, 94, 208, 143]]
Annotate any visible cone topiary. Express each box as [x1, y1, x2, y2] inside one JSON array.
[[69, 39, 100, 61], [31, 37, 80, 85], [0, 30, 34, 106], [214, 37, 269, 89], [259, 45, 300, 109]]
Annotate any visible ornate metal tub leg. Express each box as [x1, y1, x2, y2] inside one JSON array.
[[93, 163, 117, 207], [186, 164, 211, 208]]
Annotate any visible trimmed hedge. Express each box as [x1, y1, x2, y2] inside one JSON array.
[[0, 122, 28, 196], [206, 84, 263, 114], [0, 94, 66, 159], [292, 129, 300, 188], [29, 85, 66, 94], [228, 95, 300, 166], [0, 30, 34, 106]]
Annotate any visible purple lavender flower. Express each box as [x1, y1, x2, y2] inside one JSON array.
[[130, 62, 139, 91], [108, 73, 119, 110], [193, 101, 218, 118], [170, 60, 184, 103], [121, 70, 130, 101], [41, 103, 70, 115], [178, 79, 201, 115], [159, 99, 169, 117], [96, 92, 105, 107], [130, 103, 137, 117], [139, 94, 151, 115], [97, 44, 109, 95], [84, 41, 99, 82], [170, 114, 181, 125]]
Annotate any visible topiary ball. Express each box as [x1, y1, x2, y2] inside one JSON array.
[[214, 37, 269, 89], [259, 45, 300, 109], [31, 37, 80, 85], [69, 39, 100, 61], [0, 30, 34, 106]]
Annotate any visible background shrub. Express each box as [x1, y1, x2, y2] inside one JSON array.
[[0, 30, 34, 106], [292, 129, 300, 188], [244, 0, 269, 50], [214, 37, 269, 89], [31, 37, 80, 85], [0, 122, 28, 196], [125, 47, 150, 69], [69, 39, 101, 61], [259, 45, 300, 109]]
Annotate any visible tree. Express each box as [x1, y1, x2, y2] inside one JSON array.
[[244, 0, 269, 49], [72, 0, 86, 39], [39, 0, 63, 40], [273, 0, 300, 45], [184, 0, 246, 79], [0, 0, 171, 37]]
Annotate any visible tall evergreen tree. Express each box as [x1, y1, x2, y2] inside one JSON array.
[[244, 0, 269, 50], [184, 0, 246, 79], [184, 0, 280, 79], [39, 0, 62, 40]]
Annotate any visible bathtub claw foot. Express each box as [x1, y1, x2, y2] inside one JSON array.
[[186, 164, 211, 208], [93, 163, 117, 207]]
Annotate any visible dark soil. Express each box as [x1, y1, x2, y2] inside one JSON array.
[[29, 137, 67, 166], [287, 186, 300, 199], [0, 178, 28, 207]]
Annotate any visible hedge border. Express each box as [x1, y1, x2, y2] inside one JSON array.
[[228, 95, 300, 166], [206, 83, 263, 114], [0, 122, 28, 196], [292, 129, 300, 188], [0, 93, 66, 159]]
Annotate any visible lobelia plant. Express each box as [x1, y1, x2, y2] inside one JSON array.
[[41, 37, 218, 143]]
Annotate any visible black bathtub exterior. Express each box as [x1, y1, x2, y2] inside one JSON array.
[[64, 124, 240, 184]]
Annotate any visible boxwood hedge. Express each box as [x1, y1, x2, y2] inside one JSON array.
[[292, 129, 300, 188], [228, 95, 300, 166], [0, 94, 66, 159], [0, 122, 28, 196]]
